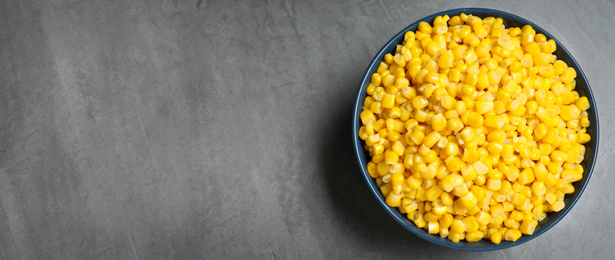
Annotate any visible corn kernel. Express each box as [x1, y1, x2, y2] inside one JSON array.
[[439, 175, 456, 192], [490, 231, 502, 244], [466, 231, 484, 242], [520, 219, 538, 235], [445, 156, 465, 172], [504, 229, 522, 242], [386, 192, 401, 207]]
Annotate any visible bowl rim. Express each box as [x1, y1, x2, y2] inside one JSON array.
[[352, 7, 599, 251]]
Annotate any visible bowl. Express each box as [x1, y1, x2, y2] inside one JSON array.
[[352, 8, 599, 251]]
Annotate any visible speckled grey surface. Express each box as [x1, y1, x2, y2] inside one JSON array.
[[0, 0, 614, 259]]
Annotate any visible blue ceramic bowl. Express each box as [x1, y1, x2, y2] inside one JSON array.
[[352, 8, 599, 251]]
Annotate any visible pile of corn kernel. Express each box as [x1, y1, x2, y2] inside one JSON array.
[[358, 14, 591, 244]]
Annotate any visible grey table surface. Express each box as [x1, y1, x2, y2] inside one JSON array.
[[1, 0, 614, 259]]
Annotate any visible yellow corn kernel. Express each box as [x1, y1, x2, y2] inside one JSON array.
[[380, 181, 392, 196], [414, 186, 427, 201], [467, 112, 485, 128], [549, 200, 566, 212], [364, 95, 375, 109], [489, 203, 505, 218], [439, 213, 454, 229], [534, 33, 546, 42], [464, 216, 480, 233], [446, 117, 463, 133], [532, 52, 550, 66], [432, 201, 448, 216], [490, 231, 502, 244], [450, 219, 466, 233], [447, 231, 463, 243], [367, 162, 378, 179], [402, 198, 418, 214], [439, 192, 453, 207], [436, 50, 453, 69], [401, 86, 417, 100], [532, 203, 544, 219], [452, 184, 470, 198], [544, 191, 557, 204], [360, 110, 376, 125], [530, 181, 547, 197], [359, 126, 369, 141], [409, 127, 425, 145], [382, 73, 395, 88], [439, 175, 456, 192], [560, 105, 581, 121], [475, 43, 490, 58], [412, 96, 429, 110], [445, 156, 465, 173], [421, 163, 438, 180], [476, 70, 490, 90], [518, 168, 535, 185], [504, 218, 520, 230], [372, 143, 385, 155], [372, 152, 384, 164], [487, 142, 503, 155], [388, 131, 401, 142], [424, 150, 438, 163], [391, 173, 405, 186], [376, 162, 390, 177], [427, 221, 440, 234], [407, 175, 423, 190], [365, 133, 381, 146], [426, 185, 444, 201], [551, 150, 569, 162], [377, 62, 389, 74], [460, 191, 478, 208], [436, 136, 449, 150], [578, 132, 591, 144], [462, 148, 479, 163], [476, 210, 491, 226], [396, 108, 410, 122], [576, 96, 590, 111], [386, 192, 401, 207], [444, 142, 460, 157], [414, 110, 428, 123], [562, 169, 582, 183], [423, 131, 442, 148], [520, 219, 538, 235], [431, 113, 447, 132], [418, 21, 433, 35], [385, 149, 401, 164], [394, 53, 407, 68], [474, 174, 486, 186], [579, 116, 590, 128], [384, 53, 394, 65], [466, 231, 484, 242], [487, 178, 501, 191], [460, 127, 477, 143], [524, 42, 540, 55], [504, 229, 522, 242], [485, 115, 506, 129], [389, 107, 402, 119], [390, 140, 404, 155], [370, 101, 384, 114], [371, 74, 383, 88], [411, 211, 426, 228]]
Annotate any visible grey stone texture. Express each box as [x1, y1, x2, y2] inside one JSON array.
[[0, 0, 613, 259]]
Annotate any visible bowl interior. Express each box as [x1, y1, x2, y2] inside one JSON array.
[[352, 8, 599, 251]]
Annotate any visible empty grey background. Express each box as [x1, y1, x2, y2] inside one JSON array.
[[1, 0, 613, 259]]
